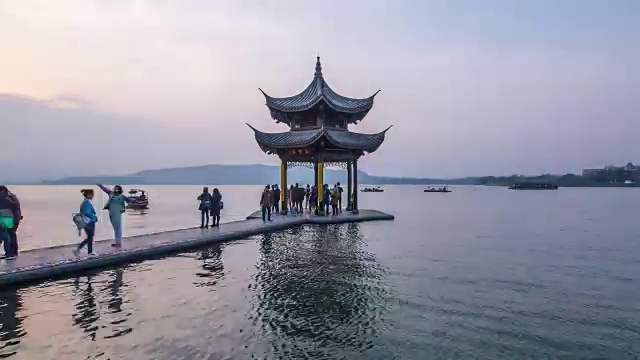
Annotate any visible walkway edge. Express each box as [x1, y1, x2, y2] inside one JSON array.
[[0, 210, 393, 287]]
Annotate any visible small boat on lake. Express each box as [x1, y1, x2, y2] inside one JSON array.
[[424, 187, 451, 193], [126, 189, 150, 209], [508, 182, 558, 190], [361, 186, 384, 193]]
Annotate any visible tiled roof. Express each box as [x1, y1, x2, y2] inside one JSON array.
[[247, 124, 391, 153], [259, 57, 379, 114]]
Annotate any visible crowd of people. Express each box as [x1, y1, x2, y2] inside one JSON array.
[[0, 181, 350, 260], [259, 182, 345, 222]]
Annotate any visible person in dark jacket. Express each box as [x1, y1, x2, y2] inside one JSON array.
[[210, 188, 223, 228], [197, 187, 213, 228], [260, 185, 273, 222], [0, 186, 20, 260], [272, 185, 281, 214]]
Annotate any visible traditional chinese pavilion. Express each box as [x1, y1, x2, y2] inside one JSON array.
[[248, 57, 391, 215]]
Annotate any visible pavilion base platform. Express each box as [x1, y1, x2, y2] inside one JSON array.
[[0, 209, 393, 287], [246, 208, 393, 223]]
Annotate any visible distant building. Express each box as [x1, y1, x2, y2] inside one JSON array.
[[583, 162, 640, 178]]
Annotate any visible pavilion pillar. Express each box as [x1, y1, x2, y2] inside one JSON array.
[[352, 158, 359, 214], [313, 160, 319, 215], [346, 160, 353, 211], [280, 160, 288, 214], [317, 161, 325, 215]]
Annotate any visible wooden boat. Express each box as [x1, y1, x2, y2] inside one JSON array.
[[424, 187, 451, 193], [360, 186, 384, 193], [508, 182, 558, 190], [126, 189, 150, 209]]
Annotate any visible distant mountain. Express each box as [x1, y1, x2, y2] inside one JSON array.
[[41, 164, 480, 185]]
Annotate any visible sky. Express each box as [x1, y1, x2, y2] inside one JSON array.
[[1, 0, 639, 181]]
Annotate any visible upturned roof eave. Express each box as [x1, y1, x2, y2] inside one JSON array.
[[247, 124, 391, 153]]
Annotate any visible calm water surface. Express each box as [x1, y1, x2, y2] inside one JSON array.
[[1, 186, 640, 359]]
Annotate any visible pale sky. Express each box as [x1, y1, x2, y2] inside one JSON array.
[[1, 0, 639, 181]]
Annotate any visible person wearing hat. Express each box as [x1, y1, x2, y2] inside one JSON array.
[[0, 186, 20, 260]]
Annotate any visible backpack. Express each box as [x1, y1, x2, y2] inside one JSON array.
[[0, 209, 14, 230]]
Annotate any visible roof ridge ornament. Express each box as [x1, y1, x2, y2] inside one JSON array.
[[314, 56, 323, 78]]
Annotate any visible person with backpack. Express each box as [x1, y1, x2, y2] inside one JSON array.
[[0, 186, 20, 260], [73, 189, 99, 256], [197, 187, 213, 228]]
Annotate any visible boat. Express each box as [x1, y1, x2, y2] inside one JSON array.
[[360, 186, 384, 193], [126, 189, 150, 209], [424, 187, 451, 193], [508, 182, 558, 190]]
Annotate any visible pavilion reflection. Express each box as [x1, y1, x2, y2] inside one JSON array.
[[0, 286, 26, 358], [193, 244, 225, 289], [251, 223, 390, 358]]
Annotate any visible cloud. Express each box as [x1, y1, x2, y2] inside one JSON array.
[[1, 0, 639, 179]]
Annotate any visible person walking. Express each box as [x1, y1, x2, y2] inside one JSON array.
[[197, 187, 213, 228], [260, 185, 273, 222], [73, 189, 99, 256], [97, 184, 133, 247], [0, 186, 20, 260], [210, 188, 223, 227]]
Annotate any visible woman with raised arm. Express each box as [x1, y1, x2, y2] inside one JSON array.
[[97, 184, 134, 247]]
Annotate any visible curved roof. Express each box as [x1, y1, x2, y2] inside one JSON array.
[[247, 124, 391, 154], [259, 57, 380, 114]]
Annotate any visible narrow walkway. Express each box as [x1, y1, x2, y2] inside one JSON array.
[[0, 209, 393, 287]]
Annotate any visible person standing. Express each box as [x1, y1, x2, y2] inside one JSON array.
[[260, 185, 273, 222], [331, 186, 340, 216], [324, 184, 331, 215], [336, 182, 344, 212], [73, 189, 99, 256], [197, 187, 213, 228], [0, 186, 20, 260], [210, 188, 223, 227], [97, 184, 133, 247], [272, 185, 280, 214], [288, 185, 294, 215], [304, 184, 311, 211]]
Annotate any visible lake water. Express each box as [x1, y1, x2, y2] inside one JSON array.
[[2, 185, 640, 359]]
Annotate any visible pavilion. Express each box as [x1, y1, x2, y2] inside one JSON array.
[[248, 57, 391, 215]]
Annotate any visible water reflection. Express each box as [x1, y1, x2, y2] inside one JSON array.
[[0, 287, 26, 358], [72, 276, 99, 340], [194, 244, 225, 289], [251, 224, 391, 358], [71, 268, 132, 342]]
